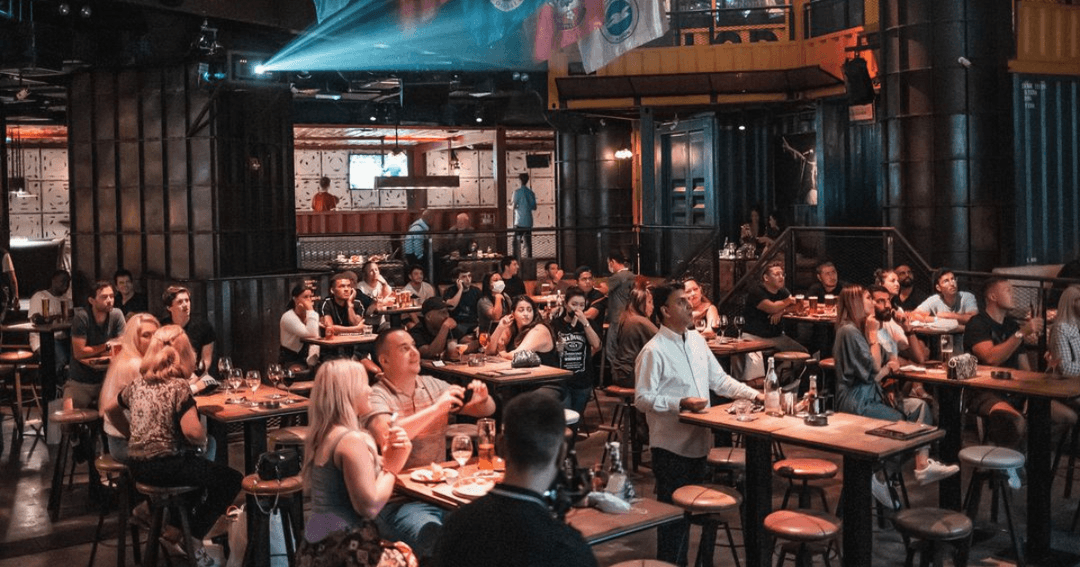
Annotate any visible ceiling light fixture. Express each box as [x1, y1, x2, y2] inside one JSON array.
[[448, 139, 461, 173], [391, 125, 405, 156], [615, 148, 633, 160]]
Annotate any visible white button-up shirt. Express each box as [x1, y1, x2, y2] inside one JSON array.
[[634, 325, 759, 458]]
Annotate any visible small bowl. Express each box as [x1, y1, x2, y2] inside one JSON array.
[[258, 401, 282, 409], [991, 370, 1012, 380], [804, 414, 829, 427]]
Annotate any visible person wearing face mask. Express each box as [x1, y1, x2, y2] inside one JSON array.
[[550, 287, 602, 414], [477, 271, 512, 335]]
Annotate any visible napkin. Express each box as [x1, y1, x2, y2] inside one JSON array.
[[899, 365, 926, 372]]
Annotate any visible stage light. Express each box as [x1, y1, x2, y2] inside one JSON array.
[[57, 3, 70, 15], [79, 5, 91, 17], [615, 148, 633, 160], [738, 125, 746, 131]]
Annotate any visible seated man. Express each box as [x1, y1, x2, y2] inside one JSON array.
[[161, 285, 216, 375], [965, 277, 1073, 473], [68, 281, 126, 408], [319, 270, 374, 360], [114, 268, 148, 317], [442, 267, 481, 336], [499, 256, 527, 298], [737, 261, 807, 381], [410, 297, 476, 360], [895, 264, 929, 312], [870, 285, 927, 365], [29, 270, 72, 378], [915, 268, 978, 325], [806, 260, 846, 298], [535, 261, 569, 295], [366, 329, 495, 561], [435, 391, 597, 567]]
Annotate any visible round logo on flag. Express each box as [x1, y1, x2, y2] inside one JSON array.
[[554, 0, 586, 30], [491, 0, 526, 12], [601, 0, 636, 43]]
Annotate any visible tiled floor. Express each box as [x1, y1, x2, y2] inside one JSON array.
[[3, 392, 1080, 566]]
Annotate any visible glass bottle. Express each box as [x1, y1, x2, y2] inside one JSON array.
[[605, 442, 636, 502], [803, 374, 818, 417], [764, 356, 782, 417]]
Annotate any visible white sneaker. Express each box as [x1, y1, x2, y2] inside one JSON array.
[[871, 475, 900, 510], [1006, 467, 1022, 489], [914, 459, 960, 485]]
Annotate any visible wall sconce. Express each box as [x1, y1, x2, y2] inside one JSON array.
[[248, 157, 262, 172], [615, 148, 633, 160]]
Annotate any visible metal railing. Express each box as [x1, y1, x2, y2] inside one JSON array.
[[652, 3, 797, 47]]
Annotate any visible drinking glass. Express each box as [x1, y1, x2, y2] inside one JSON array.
[[733, 398, 754, 422], [717, 315, 729, 341], [940, 334, 954, 361], [266, 363, 285, 399], [476, 418, 496, 472], [477, 332, 489, 350], [451, 434, 473, 468], [246, 370, 261, 406], [281, 368, 297, 404], [227, 368, 245, 404], [218, 356, 233, 380], [733, 315, 745, 341], [695, 317, 708, 334]]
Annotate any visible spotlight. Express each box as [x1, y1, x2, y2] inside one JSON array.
[[738, 125, 746, 131], [57, 3, 70, 15], [79, 5, 91, 17], [195, 20, 221, 56], [615, 148, 633, 160], [254, 64, 267, 75], [474, 107, 484, 124], [370, 114, 377, 122]]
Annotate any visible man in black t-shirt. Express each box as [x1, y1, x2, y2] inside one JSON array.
[[160, 285, 216, 376], [410, 297, 476, 360], [443, 267, 481, 335], [895, 264, 929, 313], [319, 271, 372, 360], [737, 261, 807, 381], [499, 256, 527, 298]]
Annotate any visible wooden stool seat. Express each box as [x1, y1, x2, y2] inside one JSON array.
[[269, 425, 309, 447], [242, 473, 304, 496], [818, 358, 836, 370], [0, 350, 35, 363], [774, 351, 811, 362], [672, 484, 741, 514], [90, 454, 140, 567], [94, 454, 128, 474], [446, 423, 478, 438], [959, 445, 1025, 470], [764, 509, 842, 542], [895, 507, 973, 541], [136, 483, 200, 499], [707, 447, 746, 469], [53, 408, 100, 424], [773, 458, 838, 480], [287, 379, 314, 394], [610, 561, 678, 567], [604, 385, 635, 399]]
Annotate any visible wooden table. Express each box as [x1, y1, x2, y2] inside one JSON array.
[[421, 358, 571, 395], [781, 312, 837, 325], [682, 404, 945, 567], [395, 463, 682, 546], [707, 337, 773, 358], [894, 364, 1080, 562], [380, 304, 421, 328], [2, 321, 71, 430], [302, 332, 377, 347]]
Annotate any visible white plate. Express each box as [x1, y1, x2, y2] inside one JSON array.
[[410, 467, 459, 483], [452, 476, 496, 499]]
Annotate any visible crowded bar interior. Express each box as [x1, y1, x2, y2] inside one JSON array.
[[2, 0, 1080, 565]]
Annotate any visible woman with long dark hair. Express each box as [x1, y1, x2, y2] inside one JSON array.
[[280, 283, 320, 370], [610, 287, 658, 388], [476, 271, 511, 335], [486, 295, 558, 367]]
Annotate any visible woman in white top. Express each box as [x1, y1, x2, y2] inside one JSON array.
[[1051, 284, 1080, 377], [99, 312, 160, 461], [280, 283, 320, 370], [358, 261, 391, 330]]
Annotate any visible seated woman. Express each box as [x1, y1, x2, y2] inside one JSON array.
[[1052, 284, 1080, 377], [486, 296, 557, 365], [299, 359, 415, 567], [684, 277, 719, 338], [610, 288, 658, 388], [477, 271, 512, 336], [103, 325, 242, 552], [280, 283, 321, 371], [99, 313, 159, 462], [833, 285, 958, 506], [358, 261, 392, 331]]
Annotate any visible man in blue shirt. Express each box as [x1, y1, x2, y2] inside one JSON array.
[[405, 209, 434, 267], [512, 173, 536, 257]]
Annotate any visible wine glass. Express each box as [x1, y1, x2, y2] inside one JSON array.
[[717, 314, 729, 341], [266, 363, 285, 399], [246, 370, 261, 406], [733, 315, 745, 341], [477, 332, 489, 350], [555, 334, 566, 365], [450, 434, 473, 468], [218, 356, 233, 395], [695, 317, 708, 334], [227, 368, 244, 404]]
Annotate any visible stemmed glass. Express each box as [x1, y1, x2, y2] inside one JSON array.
[[717, 315, 729, 342], [555, 334, 566, 366], [695, 317, 708, 334], [733, 315, 745, 341], [451, 434, 473, 468], [245, 370, 262, 406], [266, 363, 285, 399], [218, 356, 233, 395], [280, 368, 297, 404], [226, 368, 244, 404]]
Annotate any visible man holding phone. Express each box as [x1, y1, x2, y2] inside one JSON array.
[[442, 266, 481, 335]]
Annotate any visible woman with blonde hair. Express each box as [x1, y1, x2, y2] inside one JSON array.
[[99, 312, 159, 461], [299, 359, 414, 567], [103, 325, 242, 548], [1051, 284, 1080, 377]]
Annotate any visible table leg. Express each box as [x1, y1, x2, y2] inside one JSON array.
[[244, 420, 271, 567], [244, 420, 268, 475], [207, 420, 229, 468], [744, 435, 773, 567], [1026, 398, 1052, 559], [841, 457, 874, 567], [936, 386, 963, 510], [38, 331, 58, 432]]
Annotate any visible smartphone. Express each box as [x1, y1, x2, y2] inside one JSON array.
[[459, 387, 474, 407]]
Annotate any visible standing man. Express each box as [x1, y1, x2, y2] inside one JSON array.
[[310, 176, 339, 211], [366, 329, 495, 562], [915, 268, 979, 324], [738, 261, 807, 381], [29, 270, 72, 379], [161, 286, 216, 376], [435, 391, 597, 567], [603, 252, 634, 362], [895, 264, 929, 312], [512, 173, 536, 258], [442, 267, 481, 335], [635, 284, 761, 564], [499, 256, 526, 298], [114, 268, 148, 316], [405, 208, 435, 268], [68, 281, 126, 408]]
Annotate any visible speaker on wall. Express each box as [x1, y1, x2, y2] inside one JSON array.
[[843, 57, 875, 105], [526, 154, 550, 169]]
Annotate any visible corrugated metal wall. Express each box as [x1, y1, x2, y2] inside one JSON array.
[[1014, 74, 1080, 264]]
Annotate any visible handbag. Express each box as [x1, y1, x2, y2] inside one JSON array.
[[511, 350, 541, 368], [947, 353, 978, 380], [295, 520, 418, 567], [257, 448, 302, 481]]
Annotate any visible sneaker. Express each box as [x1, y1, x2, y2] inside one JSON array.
[[871, 475, 900, 510], [914, 459, 960, 485], [1006, 467, 1022, 489]]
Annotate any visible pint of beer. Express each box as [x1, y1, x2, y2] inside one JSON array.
[[477, 418, 496, 470]]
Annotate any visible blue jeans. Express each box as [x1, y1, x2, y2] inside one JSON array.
[[376, 500, 444, 559], [566, 386, 591, 416]]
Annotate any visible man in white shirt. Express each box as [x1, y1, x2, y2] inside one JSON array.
[[29, 270, 72, 377], [914, 268, 978, 324], [634, 284, 762, 564]]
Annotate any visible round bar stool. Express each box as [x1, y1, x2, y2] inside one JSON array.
[[269, 425, 309, 450], [137, 483, 200, 567], [959, 445, 1025, 567], [88, 454, 142, 567], [600, 385, 642, 471], [707, 446, 746, 487], [671, 484, 743, 567], [1, 350, 41, 443], [610, 561, 678, 567], [773, 458, 838, 511], [241, 473, 305, 567], [565, 408, 580, 450], [894, 507, 973, 567], [48, 408, 102, 521], [764, 509, 842, 566]]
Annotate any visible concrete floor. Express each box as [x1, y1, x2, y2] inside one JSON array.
[[3, 392, 1080, 566]]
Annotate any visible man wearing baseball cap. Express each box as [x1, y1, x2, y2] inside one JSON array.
[[410, 296, 478, 360]]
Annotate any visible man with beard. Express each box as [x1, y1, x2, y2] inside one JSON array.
[[895, 264, 929, 313], [870, 284, 928, 367], [915, 268, 978, 325]]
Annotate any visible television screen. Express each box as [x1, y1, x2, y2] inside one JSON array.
[[349, 153, 408, 189]]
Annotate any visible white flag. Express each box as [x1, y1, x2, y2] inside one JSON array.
[[578, 0, 668, 74]]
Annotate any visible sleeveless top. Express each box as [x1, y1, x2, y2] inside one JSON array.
[[305, 429, 382, 543]]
